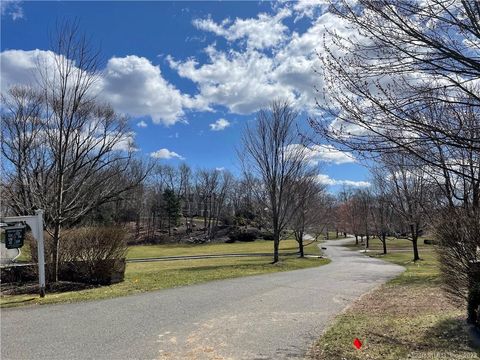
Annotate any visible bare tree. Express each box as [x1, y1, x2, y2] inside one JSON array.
[[1, 86, 45, 214], [355, 189, 373, 248], [178, 163, 193, 230], [1, 21, 147, 281], [381, 154, 430, 261], [240, 100, 311, 263], [212, 170, 234, 232], [337, 188, 363, 244], [313, 192, 337, 240], [290, 178, 326, 257], [232, 174, 264, 228], [195, 169, 219, 235], [370, 168, 395, 255], [309, 1, 480, 324], [312, 1, 480, 168], [155, 164, 186, 198]]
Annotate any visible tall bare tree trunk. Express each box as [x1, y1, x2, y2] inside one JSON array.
[[411, 224, 420, 261], [203, 198, 208, 234], [52, 223, 61, 282], [382, 233, 387, 255], [168, 217, 171, 237], [298, 231, 304, 258], [273, 230, 280, 263]]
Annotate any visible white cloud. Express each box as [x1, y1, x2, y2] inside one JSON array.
[[150, 148, 185, 160], [273, 12, 362, 112], [341, 179, 371, 187], [168, 47, 294, 114], [193, 8, 291, 50], [0, 5, 366, 126], [0, 50, 55, 90], [316, 174, 370, 187], [328, 118, 370, 137], [305, 144, 355, 164], [102, 55, 203, 126], [111, 132, 137, 152], [316, 174, 337, 186], [0, 50, 205, 126], [170, 8, 359, 116], [137, 120, 148, 128], [286, 144, 356, 165], [215, 167, 225, 171], [292, 0, 328, 20], [209, 118, 231, 131], [1, 0, 24, 20]]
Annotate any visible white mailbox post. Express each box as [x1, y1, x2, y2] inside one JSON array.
[[2, 210, 46, 297]]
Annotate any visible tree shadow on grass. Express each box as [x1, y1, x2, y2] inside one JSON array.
[[367, 331, 410, 348], [176, 256, 319, 273], [364, 317, 479, 358], [177, 263, 272, 273], [421, 316, 475, 352]]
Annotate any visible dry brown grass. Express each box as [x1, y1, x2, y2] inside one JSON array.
[[309, 248, 479, 360]]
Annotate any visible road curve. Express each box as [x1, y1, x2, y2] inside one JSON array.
[[1, 238, 404, 360]]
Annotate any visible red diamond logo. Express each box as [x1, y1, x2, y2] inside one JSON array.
[[353, 338, 362, 349]]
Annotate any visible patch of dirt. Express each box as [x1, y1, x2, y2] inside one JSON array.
[[351, 284, 461, 317]]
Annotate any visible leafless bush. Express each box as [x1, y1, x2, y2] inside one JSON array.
[[435, 209, 480, 327], [29, 231, 55, 264], [31, 227, 126, 262], [61, 227, 127, 263], [30, 226, 127, 284]]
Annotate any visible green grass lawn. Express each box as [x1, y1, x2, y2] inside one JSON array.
[[316, 231, 348, 241], [1, 240, 329, 308], [309, 240, 478, 360], [16, 238, 318, 261], [127, 239, 305, 259], [325, 231, 347, 240]]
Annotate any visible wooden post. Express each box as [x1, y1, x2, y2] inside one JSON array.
[[35, 210, 46, 297]]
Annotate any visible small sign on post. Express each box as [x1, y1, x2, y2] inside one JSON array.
[[1, 210, 45, 297], [5, 225, 25, 249]]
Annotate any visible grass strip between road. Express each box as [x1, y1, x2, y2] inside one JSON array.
[[1, 239, 329, 308], [309, 238, 479, 360]]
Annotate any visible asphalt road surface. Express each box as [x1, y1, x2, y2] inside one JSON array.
[[1, 238, 404, 360]]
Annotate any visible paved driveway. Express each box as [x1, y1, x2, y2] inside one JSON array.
[[1, 238, 404, 360]]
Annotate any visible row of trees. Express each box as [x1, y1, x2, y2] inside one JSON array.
[[334, 158, 431, 261], [95, 155, 337, 254], [310, 0, 480, 327], [123, 164, 244, 240]]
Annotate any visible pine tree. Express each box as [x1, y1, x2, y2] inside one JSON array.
[[162, 188, 181, 237]]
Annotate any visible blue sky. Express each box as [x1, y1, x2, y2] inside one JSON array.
[[1, 0, 370, 189]]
